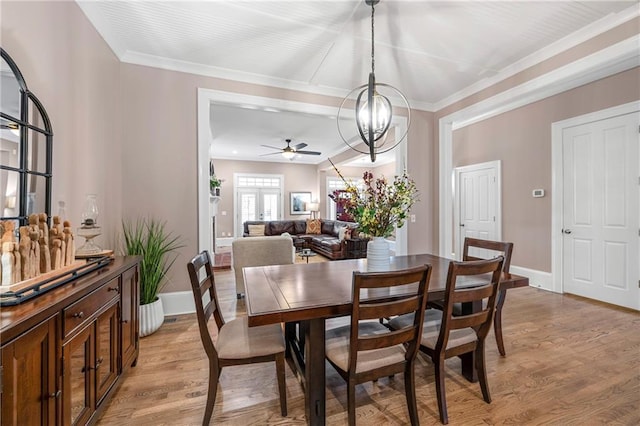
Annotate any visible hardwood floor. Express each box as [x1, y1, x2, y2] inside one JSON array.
[[99, 267, 640, 425]]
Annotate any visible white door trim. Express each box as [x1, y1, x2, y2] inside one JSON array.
[[197, 88, 408, 255], [551, 100, 640, 294], [453, 160, 502, 259]]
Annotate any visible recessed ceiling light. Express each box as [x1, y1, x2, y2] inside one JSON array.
[[232, 150, 238, 154]]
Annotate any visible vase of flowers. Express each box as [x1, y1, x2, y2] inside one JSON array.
[[333, 166, 418, 271]]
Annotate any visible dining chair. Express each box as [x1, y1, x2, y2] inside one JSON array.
[[429, 237, 513, 356], [325, 265, 432, 425], [391, 257, 504, 424], [187, 250, 287, 425]]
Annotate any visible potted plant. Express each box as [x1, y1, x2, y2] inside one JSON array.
[[122, 218, 183, 337], [210, 175, 222, 196]]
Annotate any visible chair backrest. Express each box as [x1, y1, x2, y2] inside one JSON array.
[[463, 237, 513, 273], [232, 236, 295, 294], [437, 257, 504, 352], [187, 251, 225, 358], [348, 265, 432, 372]]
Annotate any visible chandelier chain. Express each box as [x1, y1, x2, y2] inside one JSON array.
[[370, 3, 375, 74]]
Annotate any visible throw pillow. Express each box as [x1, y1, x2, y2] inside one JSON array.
[[306, 219, 321, 235], [248, 224, 265, 236], [337, 226, 348, 241]]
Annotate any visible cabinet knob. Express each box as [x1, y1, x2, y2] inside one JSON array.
[[48, 390, 61, 399], [121, 319, 129, 324], [107, 286, 120, 293], [72, 311, 84, 319]]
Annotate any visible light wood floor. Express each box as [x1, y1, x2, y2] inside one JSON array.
[[99, 266, 640, 425]]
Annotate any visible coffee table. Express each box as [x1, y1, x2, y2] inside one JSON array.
[[297, 249, 317, 263]]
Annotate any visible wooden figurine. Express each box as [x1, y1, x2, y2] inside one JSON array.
[[2, 242, 15, 285], [39, 233, 51, 273], [51, 239, 62, 270], [50, 216, 67, 268], [38, 213, 49, 247], [19, 226, 32, 280], [63, 220, 75, 264], [29, 228, 40, 278], [13, 242, 21, 283], [1, 220, 15, 245]]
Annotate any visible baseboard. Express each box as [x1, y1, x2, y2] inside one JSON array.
[[510, 265, 554, 292], [159, 291, 196, 316]]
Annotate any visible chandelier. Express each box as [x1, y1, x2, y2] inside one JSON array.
[[337, 0, 411, 162]]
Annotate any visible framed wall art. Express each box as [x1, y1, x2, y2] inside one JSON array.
[[290, 191, 311, 215]]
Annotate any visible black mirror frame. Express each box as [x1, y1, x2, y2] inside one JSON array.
[[0, 47, 53, 227]]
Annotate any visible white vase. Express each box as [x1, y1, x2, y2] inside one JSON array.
[[367, 237, 390, 272], [139, 297, 164, 337]]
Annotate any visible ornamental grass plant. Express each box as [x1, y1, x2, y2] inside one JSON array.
[[122, 218, 183, 305]]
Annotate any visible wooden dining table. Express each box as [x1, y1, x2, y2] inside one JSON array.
[[243, 253, 529, 426]]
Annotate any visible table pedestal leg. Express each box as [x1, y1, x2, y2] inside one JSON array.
[[304, 318, 326, 425]]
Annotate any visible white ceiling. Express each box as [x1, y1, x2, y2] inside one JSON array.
[[77, 0, 638, 165]]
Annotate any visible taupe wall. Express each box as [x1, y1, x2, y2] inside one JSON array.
[[3, 1, 636, 295], [212, 159, 319, 236], [452, 68, 640, 272], [1, 1, 123, 249]]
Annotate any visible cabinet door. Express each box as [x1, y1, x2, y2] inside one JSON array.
[[62, 325, 94, 426], [120, 266, 139, 369], [95, 302, 119, 404], [1, 315, 58, 426]]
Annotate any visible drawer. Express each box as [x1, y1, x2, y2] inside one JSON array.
[[63, 277, 120, 338]]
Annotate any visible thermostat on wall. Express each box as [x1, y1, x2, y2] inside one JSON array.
[[532, 189, 545, 198]]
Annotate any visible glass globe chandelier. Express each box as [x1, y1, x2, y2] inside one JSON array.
[[337, 0, 411, 162]]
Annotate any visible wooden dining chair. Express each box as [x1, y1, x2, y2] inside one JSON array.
[[429, 237, 513, 356], [325, 265, 432, 425], [391, 257, 504, 424], [187, 251, 287, 425]]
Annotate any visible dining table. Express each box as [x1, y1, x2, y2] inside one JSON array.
[[243, 253, 529, 426]]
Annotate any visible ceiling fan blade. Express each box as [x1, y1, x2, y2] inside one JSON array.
[[293, 142, 307, 150], [260, 144, 283, 150], [296, 150, 321, 156]]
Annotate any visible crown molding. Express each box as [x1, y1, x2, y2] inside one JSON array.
[[433, 4, 639, 112]]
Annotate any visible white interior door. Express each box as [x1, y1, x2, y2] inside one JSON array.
[[454, 161, 501, 259], [562, 112, 639, 310], [236, 188, 281, 236]]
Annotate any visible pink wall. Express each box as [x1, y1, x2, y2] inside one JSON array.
[[1, 1, 123, 249], [452, 68, 640, 272]]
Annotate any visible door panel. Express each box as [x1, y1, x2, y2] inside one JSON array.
[[562, 112, 639, 309], [236, 188, 281, 236], [456, 162, 499, 258]]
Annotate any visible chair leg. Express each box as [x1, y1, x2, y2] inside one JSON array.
[[203, 363, 219, 426], [404, 362, 420, 426], [434, 357, 448, 425], [475, 343, 491, 403], [275, 353, 288, 416], [347, 379, 356, 426], [494, 289, 507, 356]]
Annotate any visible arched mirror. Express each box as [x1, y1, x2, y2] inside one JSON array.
[[0, 48, 53, 228]]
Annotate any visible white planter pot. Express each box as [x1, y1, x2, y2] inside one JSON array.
[[367, 237, 390, 272], [139, 297, 164, 337]]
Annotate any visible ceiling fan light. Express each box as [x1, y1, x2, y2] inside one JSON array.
[[282, 151, 295, 159]]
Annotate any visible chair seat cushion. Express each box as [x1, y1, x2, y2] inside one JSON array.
[[217, 317, 285, 359], [389, 310, 477, 350], [325, 321, 406, 374]]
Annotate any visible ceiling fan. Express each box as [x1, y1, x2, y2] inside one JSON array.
[[260, 139, 321, 160]]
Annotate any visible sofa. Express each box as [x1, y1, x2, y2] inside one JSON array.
[[232, 235, 295, 297], [242, 219, 369, 260]]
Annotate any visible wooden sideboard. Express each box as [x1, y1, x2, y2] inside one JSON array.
[[0, 256, 140, 425]]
